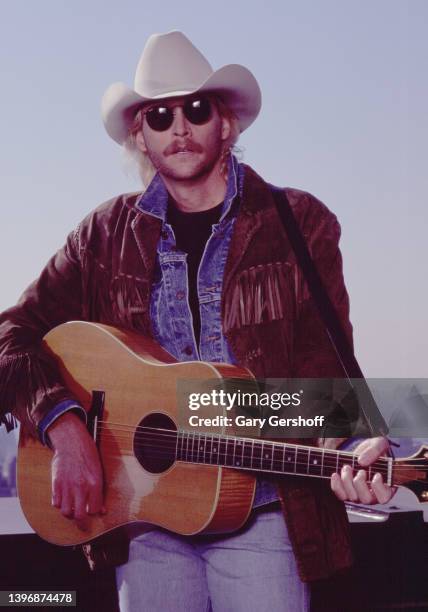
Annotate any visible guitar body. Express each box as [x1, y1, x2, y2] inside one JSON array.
[[17, 322, 257, 546]]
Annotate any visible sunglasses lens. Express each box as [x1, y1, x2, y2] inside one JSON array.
[[144, 96, 212, 131], [184, 97, 212, 124], [145, 106, 174, 131]]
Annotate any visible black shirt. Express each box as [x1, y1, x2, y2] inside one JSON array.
[[167, 198, 223, 348]]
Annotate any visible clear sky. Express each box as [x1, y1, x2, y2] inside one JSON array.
[[1, 0, 427, 377]]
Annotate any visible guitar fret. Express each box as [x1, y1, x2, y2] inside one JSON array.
[[242, 439, 252, 468], [295, 447, 308, 476], [252, 440, 262, 470], [208, 434, 213, 464], [194, 431, 199, 462], [272, 443, 283, 472], [260, 441, 264, 469], [309, 448, 323, 476], [212, 435, 219, 465], [234, 439, 243, 467], [193, 431, 198, 462], [201, 433, 206, 464], [189, 431, 195, 463], [205, 434, 211, 463], [226, 436, 234, 467], [201, 433, 207, 464], [259, 440, 273, 472], [281, 444, 297, 475], [197, 432, 204, 464], [194, 432, 199, 463], [187, 431, 192, 462], [220, 436, 227, 466]]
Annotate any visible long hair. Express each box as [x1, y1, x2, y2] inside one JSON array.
[[122, 94, 242, 187]]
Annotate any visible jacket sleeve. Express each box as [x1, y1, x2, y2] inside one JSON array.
[[0, 228, 84, 439]]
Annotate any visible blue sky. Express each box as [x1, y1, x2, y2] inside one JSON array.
[[1, 0, 427, 376]]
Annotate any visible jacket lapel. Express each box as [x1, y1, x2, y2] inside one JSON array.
[[222, 164, 277, 297], [131, 212, 162, 280]]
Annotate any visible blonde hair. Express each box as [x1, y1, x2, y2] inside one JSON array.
[[123, 94, 242, 187]]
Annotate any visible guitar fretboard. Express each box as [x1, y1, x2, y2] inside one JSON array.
[[176, 430, 392, 484]]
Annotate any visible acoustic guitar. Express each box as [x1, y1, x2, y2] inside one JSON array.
[[17, 321, 428, 546]]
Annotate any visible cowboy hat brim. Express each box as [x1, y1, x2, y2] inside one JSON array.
[[101, 63, 261, 145]]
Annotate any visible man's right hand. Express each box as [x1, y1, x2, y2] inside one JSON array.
[[47, 412, 106, 521]]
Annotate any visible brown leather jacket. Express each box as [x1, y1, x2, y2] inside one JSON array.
[[0, 163, 353, 581]]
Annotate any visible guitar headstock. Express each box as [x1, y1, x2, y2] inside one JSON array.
[[393, 445, 428, 502]]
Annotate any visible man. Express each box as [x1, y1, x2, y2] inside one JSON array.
[[0, 31, 393, 611]]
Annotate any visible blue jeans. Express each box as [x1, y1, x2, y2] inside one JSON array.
[[116, 506, 310, 612]]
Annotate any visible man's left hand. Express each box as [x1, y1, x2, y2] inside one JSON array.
[[331, 437, 395, 504]]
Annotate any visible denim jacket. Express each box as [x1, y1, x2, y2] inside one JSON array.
[[143, 154, 240, 364]]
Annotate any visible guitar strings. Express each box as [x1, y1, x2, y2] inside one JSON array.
[[98, 435, 428, 483], [96, 443, 428, 486], [94, 425, 426, 471], [95, 421, 428, 466], [96, 432, 391, 476], [98, 435, 428, 471], [97, 426, 391, 466], [98, 445, 391, 479], [97, 421, 394, 458]]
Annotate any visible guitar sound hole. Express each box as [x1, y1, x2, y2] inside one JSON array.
[[134, 413, 177, 474]]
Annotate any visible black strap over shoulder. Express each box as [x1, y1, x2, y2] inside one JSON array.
[[270, 185, 387, 437]]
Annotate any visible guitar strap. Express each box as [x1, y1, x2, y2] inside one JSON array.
[[270, 185, 388, 437]]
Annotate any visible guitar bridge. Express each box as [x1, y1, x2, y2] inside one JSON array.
[[87, 390, 105, 447]]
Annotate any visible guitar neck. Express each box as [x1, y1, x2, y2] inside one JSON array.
[[176, 431, 393, 485]]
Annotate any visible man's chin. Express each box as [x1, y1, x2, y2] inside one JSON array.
[[161, 162, 209, 182]]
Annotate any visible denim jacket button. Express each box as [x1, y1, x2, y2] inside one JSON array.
[[184, 345, 193, 356], [176, 290, 185, 300]]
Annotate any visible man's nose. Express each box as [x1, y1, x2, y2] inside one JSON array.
[[172, 108, 190, 136]]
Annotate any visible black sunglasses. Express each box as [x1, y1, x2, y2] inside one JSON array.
[[144, 96, 213, 132]]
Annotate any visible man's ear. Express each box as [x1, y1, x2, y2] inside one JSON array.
[[135, 131, 147, 153], [220, 116, 231, 142]]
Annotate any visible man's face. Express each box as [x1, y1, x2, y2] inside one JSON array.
[[135, 94, 231, 183]]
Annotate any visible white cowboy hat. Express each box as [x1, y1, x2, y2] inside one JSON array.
[[101, 30, 262, 144]]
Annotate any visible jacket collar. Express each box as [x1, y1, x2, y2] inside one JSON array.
[[134, 153, 242, 222], [222, 164, 278, 296]]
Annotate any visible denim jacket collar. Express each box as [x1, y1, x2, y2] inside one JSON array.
[[135, 153, 242, 223]]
